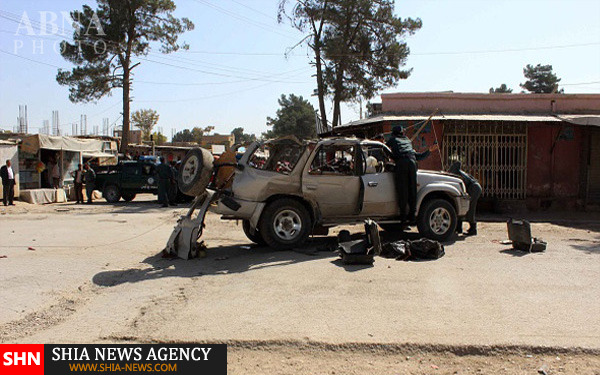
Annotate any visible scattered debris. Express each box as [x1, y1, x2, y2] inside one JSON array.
[[381, 238, 445, 260], [337, 220, 380, 265], [507, 218, 547, 252], [240, 245, 252, 250], [27, 246, 35, 251], [431, 364, 439, 369], [0, 255, 7, 259], [538, 364, 549, 375]]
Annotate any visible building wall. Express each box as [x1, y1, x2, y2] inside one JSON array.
[[526, 123, 582, 200], [381, 93, 600, 115]]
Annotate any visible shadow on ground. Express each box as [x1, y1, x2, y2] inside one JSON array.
[[93, 237, 339, 287], [93, 227, 458, 287]]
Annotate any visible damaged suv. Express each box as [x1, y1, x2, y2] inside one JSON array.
[[180, 137, 470, 250]]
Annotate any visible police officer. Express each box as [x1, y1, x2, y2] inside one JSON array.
[[449, 160, 482, 236], [83, 163, 96, 204], [156, 156, 174, 207], [386, 126, 437, 222]]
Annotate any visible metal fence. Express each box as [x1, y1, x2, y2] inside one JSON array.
[[443, 121, 527, 199]]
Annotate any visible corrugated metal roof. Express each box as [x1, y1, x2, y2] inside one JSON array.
[[338, 114, 600, 130]]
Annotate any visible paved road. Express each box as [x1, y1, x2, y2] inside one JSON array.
[[1, 196, 599, 352]]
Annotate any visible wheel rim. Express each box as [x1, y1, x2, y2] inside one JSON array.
[[181, 155, 199, 184], [429, 207, 451, 235], [273, 209, 302, 241], [106, 188, 118, 201]]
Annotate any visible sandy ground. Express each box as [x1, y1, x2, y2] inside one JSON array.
[[1, 195, 599, 373]]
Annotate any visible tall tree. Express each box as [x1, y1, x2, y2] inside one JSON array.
[[279, 0, 330, 128], [151, 131, 167, 145], [265, 94, 317, 140], [172, 129, 194, 143], [520, 64, 562, 93], [131, 108, 159, 140], [489, 84, 513, 94], [172, 126, 214, 144], [280, 0, 421, 128], [231, 127, 257, 144], [56, 0, 193, 153]]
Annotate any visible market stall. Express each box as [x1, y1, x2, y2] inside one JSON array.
[[17, 134, 115, 204]]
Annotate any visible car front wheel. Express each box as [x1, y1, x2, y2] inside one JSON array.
[[242, 220, 266, 246], [417, 198, 457, 242], [259, 198, 311, 250], [103, 185, 121, 203]]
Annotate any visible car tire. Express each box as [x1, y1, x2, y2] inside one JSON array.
[[417, 198, 457, 242], [103, 185, 121, 203], [259, 198, 311, 250], [122, 193, 136, 202], [242, 220, 266, 246], [178, 148, 214, 197]]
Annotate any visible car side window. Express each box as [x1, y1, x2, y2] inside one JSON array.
[[309, 145, 355, 175], [122, 164, 139, 175], [248, 142, 304, 175], [362, 145, 392, 174], [142, 164, 155, 176]]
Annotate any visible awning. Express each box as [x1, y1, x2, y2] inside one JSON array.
[[553, 115, 600, 127], [338, 113, 600, 130], [20, 134, 106, 154], [82, 151, 117, 159]]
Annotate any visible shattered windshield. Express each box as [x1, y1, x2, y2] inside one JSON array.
[[248, 141, 304, 175]]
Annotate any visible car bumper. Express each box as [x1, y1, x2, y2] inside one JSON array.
[[210, 196, 263, 221], [456, 195, 470, 217]]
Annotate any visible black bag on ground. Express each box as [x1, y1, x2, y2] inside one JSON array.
[[381, 241, 411, 261], [409, 238, 445, 259], [336, 220, 380, 265], [507, 218, 546, 252]]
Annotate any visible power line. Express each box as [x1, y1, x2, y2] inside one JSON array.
[[190, 0, 297, 40], [226, 0, 279, 21]]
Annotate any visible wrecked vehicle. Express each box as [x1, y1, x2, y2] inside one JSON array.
[[166, 137, 470, 257]]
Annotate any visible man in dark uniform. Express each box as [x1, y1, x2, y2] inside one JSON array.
[[1, 159, 16, 206], [449, 160, 482, 236], [386, 126, 437, 222], [156, 156, 174, 207], [83, 163, 96, 204]]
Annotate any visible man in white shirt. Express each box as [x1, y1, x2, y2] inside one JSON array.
[[1, 159, 15, 206]]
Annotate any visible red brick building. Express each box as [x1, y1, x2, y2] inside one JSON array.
[[327, 93, 600, 210]]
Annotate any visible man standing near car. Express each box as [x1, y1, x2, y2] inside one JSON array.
[[449, 160, 482, 236], [83, 163, 96, 204], [156, 157, 174, 207], [71, 164, 84, 204], [1, 159, 15, 206], [386, 126, 437, 222]]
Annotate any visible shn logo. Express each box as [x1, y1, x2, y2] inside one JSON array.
[[3, 352, 41, 366]]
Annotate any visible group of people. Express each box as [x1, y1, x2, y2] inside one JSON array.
[[70, 163, 96, 204], [383, 125, 481, 236]]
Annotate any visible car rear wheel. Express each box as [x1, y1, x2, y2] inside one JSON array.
[[242, 220, 266, 246], [259, 198, 311, 250], [103, 185, 121, 203], [417, 198, 457, 242], [178, 147, 214, 197], [122, 192, 136, 202]]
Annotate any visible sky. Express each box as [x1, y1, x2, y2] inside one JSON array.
[[0, 0, 599, 137]]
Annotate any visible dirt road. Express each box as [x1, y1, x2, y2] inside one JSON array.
[[1, 195, 599, 373]]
